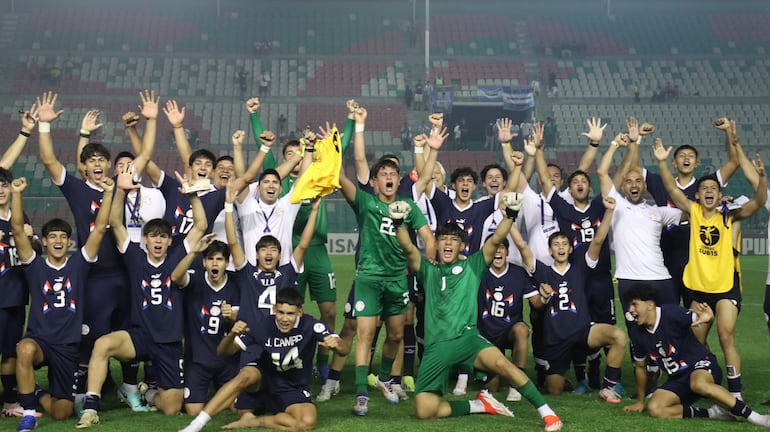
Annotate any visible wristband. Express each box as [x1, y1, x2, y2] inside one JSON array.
[[305, 148, 315, 153], [414, 147, 424, 154], [79, 129, 91, 137], [611, 141, 619, 148], [501, 142, 511, 147], [19, 130, 31, 138], [224, 202, 234, 213], [355, 124, 365, 133], [260, 144, 271, 153], [540, 295, 550, 304], [80, 132, 91, 138], [589, 141, 599, 148], [39, 122, 51, 133]]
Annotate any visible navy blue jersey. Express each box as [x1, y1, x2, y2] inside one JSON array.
[[237, 262, 299, 329], [58, 173, 123, 271], [121, 242, 186, 343], [430, 188, 496, 256], [0, 212, 31, 307], [478, 264, 537, 342], [22, 249, 92, 344], [628, 304, 712, 378], [530, 257, 593, 345], [157, 172, 226, 245], [236, 314, 335, 392], [548, 192, 610, 273], [183, 270, 242, 368], [646, 172, 698, 271]]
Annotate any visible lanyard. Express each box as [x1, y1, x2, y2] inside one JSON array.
[[127, 190, 141, 226], [258, 200, 276, 233], [423, 197, 433, 226]]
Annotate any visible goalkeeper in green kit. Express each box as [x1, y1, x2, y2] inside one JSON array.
[[393, 185, 563, 432]]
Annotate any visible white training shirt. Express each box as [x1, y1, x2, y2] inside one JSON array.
[[608, 186, 682, 280], [237, 182, 301, 266], [520, 184, 571, 266], [125, 186, 166, 247]]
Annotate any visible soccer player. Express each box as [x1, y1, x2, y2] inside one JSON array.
[[622, 283, 770, 426], [182, 288, 348, 432], [523, 196, 627, 403], [36, 91, 158, 410], [76, 170, 210, 428], [173, 237, 242, 416], [0, 106, 37, 417], [337, 125, 438, 414], [477, 235, 538, 402], [394, 191, 563, 432], [11, 175, 113, 432], [653, 136, 766, 401]]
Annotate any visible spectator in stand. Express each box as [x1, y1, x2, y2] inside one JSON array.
[[259, 71, 271, 98], [405, 85, 413, 109]]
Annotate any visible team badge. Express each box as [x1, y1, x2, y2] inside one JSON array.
[[452, 265, 463, 275], [313, 323, 326, 333], [210, 305, 221, 317], [82, 324, 90, 335], [355, 301, 365, 312]]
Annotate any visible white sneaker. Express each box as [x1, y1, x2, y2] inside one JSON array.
[[707, 404, 737, 421], [374, 377, 400, 404], [476, 389, 514, 417], [452, 373, 469, 396], [391, 383, 409, 401], [506, 386, 522, 402], [316, 380, 340, 402]]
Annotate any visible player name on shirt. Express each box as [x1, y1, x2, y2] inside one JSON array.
[[265, 334, 304, 347]]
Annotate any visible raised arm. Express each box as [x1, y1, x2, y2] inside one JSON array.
[[246, 97, 277, 170], [83, 178, 115, 259], [339, 99, 357, 155], [713, 117, 740, 183], [733, 153, 767, 221], [509, 214, 534, 271], [413, 128, 448, 198], [10, 178, 33, 262], [291, 197, 320, 268], [597, 133, 630, 196], [216, 320, 250, 357], [338, 158, 357, 203], [586, 196, 614, 262], [391, 202, 422, 273], [504, 150, 524, 193], [36, 91, 66, 181], [224, 181, 246, 268], [183, 174, 209, 246], [535, 140, 554, 197], [231, 130, 275, 203], [352, 107, 370, 184], [76, 109, 103, 176], [1, 105, 37, 169], [497, 118, 519, 182], [163, 100, 192, 169], [481, 193, 520, 265], [111, 164, 136, 247], [172, 232, 216, 285], [653, 138, 692, 213], [132, 90, 159, 179], [576, 117, 607, 172]]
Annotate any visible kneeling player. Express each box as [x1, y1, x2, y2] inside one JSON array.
[[622, 283, 770, 426], [182, 288, 349, 432]]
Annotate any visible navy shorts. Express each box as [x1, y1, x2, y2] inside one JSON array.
[[127, 328, 184, 390], [540, 326, 591, 376], [82, 271, 129, 339], [0, 306, 25, 356], [184, 360, 239, 404], [586, 271, 615, 325], [235, 382, 312, 413], [684, 273, 742, 312], [29, 337, 78, 401], [659, 353, 722, 407]]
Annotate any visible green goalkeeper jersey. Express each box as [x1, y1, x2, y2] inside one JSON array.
[[352, 189, 427, 280], [416, 251, 489, 345]]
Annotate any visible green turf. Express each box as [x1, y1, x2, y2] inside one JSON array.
[[5, 255, 770, 431]]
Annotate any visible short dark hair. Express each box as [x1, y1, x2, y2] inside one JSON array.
[[696, 173, 720, 191], [188, 149, 217, 167], [379, 154, 401, 166], [370, 159, 400, 179], [546, 163, 564, 178], [204, 240, 230, 261], [450, 167, 478, 184], [259, 168, 281, 183], [621, 283, 659, 306], [673, 144, 698, 160], [256, 234, 282, 252], [143, 218, 172, 237], [42, 218, 72, 237], [81, 143, 111, 164], [567, 169, 591, 187], [215, 155, 234, 167], [282, 140, 301, 157], [480, 164, 508, 182], [113, 151, 135, 165], [0, 167, 13, 184], [276, 287, 304, 307], [435, 221, 466, 242], [548, 231, 570, 248]]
